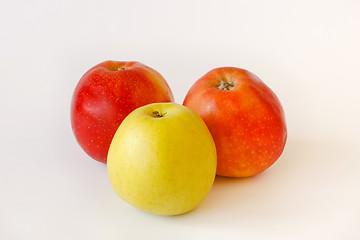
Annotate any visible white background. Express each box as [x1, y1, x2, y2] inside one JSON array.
[[1, 0, 360, 239]]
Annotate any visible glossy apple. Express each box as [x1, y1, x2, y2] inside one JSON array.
[[107, 103, 217, 215], [183, 67, 287, 177], [71, 61, 174, 163]]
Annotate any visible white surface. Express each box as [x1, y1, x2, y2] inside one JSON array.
[[1, 0, 360, 239]]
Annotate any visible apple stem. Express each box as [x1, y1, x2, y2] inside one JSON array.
[[217, 80, 234, 90], [152, 111, 166, 118], [117, 67, 125, 70]]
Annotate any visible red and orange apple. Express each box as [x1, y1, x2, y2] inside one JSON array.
[[71, 61, 174, 163], [183, 67, 287, 177]]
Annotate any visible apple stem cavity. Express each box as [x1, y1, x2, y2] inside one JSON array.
[[152, 111, 166, 118], [217, 80, 235, 90]]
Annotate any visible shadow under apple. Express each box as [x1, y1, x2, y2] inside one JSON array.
[[184, 136, 356, 223]]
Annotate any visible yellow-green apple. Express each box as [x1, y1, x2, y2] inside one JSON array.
[[183, 67, 287, 177], [107, 103, 217, 215], [71, 61, 174, 163]]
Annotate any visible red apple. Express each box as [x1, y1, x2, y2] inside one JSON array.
[[71, 61, 174, 163], [183, 67, 287, 177]]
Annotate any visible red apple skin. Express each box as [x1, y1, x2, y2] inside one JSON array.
[[71, 61, 174, 163], [183, 67, 287, 177]]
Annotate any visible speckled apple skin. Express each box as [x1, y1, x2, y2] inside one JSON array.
[[183, 67, 287, 177], [71, 61, 174, 163]]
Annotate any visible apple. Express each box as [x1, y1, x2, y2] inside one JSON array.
[[71, 61, 174, 163], [107, 103, 217, 215], [183, 67, 287, 177]]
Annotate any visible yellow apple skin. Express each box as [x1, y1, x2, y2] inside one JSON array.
[[107, 103, 217, 216]]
